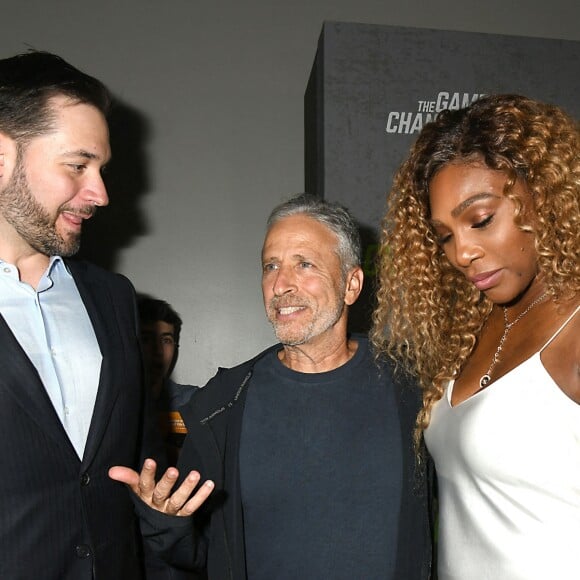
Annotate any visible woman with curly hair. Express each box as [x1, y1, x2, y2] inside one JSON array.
[[372, 94, 579, 580]]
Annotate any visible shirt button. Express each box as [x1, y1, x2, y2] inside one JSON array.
[[64, 406, 70, 416], [75, 544, 91, 559], [80, 473, 90, 486], [3, 267, 10, 273]]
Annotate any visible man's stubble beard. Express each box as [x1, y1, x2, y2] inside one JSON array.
[[268, 280, 347, 346], [0, 153, 82, 257]]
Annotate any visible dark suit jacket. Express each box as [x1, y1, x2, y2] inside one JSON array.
[[0, 259, 148, 580]]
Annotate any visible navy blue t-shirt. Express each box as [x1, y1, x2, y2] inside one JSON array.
[[239, 338, 403, 579]]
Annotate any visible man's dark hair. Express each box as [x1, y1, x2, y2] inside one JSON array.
[[137, 294, 183, 346], [0, 50, 112, 145]]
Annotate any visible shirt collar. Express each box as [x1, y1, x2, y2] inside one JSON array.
[[0, 255, 72, 291]]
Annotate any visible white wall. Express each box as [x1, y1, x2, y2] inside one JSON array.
[[2, 0, 578, 386]]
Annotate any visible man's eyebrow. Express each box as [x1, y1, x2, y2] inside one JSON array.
[[262, 253, 311, 261], [61, 149, 107, 162]]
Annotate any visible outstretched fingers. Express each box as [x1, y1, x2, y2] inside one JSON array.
[[179, 478, 215, 516], [155, 470, 214, 515], [151, 466, 186, 511], [109, 459, 215, 516], [109, 458, 170, 504], [137, 459, 164, 501]]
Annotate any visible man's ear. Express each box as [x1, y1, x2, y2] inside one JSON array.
[[0, 131, 18, 180], [344, 266, 364, 306]]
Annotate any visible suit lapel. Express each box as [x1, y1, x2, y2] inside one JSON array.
[[67, 260, 123, 467]]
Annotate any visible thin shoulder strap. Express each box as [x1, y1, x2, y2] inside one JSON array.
[[540, 305, 580, 352]]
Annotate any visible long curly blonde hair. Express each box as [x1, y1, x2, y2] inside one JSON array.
[[371, 94, 580, 448]]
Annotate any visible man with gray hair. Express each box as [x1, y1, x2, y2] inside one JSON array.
[[111, 193, 433, 579]]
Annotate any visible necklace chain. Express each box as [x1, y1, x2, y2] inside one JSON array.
[[479, 293, 548, 389]]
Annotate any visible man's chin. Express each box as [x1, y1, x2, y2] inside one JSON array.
[[56, 233, 82, 257], [280, 338, 308, 347], [273, 327, 309, 347], [58, 245, 81, 258], [32, 239, 80, 258]]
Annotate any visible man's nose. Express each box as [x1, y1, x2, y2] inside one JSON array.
[[272, 265, 297, 297], [81, 172, 109, 208]]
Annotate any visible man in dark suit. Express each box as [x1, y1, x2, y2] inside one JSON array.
[[0, 51, 151, 579]]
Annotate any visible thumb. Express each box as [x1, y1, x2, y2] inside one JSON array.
[[108, 465, 140, 486]]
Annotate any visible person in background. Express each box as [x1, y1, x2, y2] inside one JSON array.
[[137, 303, 201, 580], [0, 50, 158, 579], [372, 94, 579, 580], [111, 193, 434, 580], [137, 294, 198, 465]]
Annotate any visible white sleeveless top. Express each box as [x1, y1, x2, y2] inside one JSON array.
[[424, 307, 580, 580]]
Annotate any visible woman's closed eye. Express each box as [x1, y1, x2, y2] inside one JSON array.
[[472, 214, 494, 229]]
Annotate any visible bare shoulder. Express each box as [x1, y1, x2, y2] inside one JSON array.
[[541, 301, 580, 404]]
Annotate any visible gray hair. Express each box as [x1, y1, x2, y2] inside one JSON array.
[[266, 193, 362, 274]]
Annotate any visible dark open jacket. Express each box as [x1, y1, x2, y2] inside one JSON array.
[[136, 341, 435, 579]]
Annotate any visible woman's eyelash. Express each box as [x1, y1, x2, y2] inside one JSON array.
[[473, 214, 494, 228], [437, 233, 452, 245]]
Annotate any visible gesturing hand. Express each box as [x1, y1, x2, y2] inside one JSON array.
[[109, 459, 214, 516]]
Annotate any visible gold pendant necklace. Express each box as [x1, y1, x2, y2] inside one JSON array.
[[479, 293, 548, 389]]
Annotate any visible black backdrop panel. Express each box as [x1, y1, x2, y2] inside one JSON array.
[[305, 21, 580, 232]]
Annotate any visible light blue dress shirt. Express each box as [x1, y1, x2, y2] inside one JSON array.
[[0, 256, 102, 459]]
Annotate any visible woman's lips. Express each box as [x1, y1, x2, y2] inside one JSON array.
[[469, 269, 502, 291]]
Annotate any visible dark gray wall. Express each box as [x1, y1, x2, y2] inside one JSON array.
[[2, 1, 578, 386]]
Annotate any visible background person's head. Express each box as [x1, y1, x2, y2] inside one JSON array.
[[137, 295, 183, 397]]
